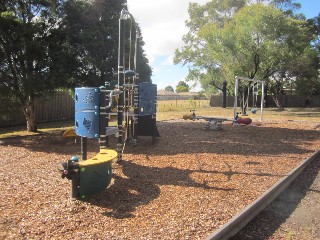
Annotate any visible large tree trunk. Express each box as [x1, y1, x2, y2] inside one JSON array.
[[222, 80, 227, 108], [23, 96, 37, 132], [240, 89, 248, 115], [273, 93, 284, 110], [273, 81, 284, 110]]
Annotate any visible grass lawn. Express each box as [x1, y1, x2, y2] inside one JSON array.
[[0, 119, 75, 138]]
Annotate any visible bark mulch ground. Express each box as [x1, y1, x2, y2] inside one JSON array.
[[0, 120, 319, 239]]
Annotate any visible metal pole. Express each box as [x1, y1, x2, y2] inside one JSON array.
[[233, 77, 239, 121], [133, 28, 140, 143], [260, 82, 265, 122], [105, 86, 111, 146], [81, 137, 87, 160], [99, 87, 107, 149], [117, 10, 126, 162]]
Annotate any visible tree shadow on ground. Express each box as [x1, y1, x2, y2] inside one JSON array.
[[0, 130, 98, 156], [1, 122, 319, 158], [269, 108, 320, 113], [123, 121, 319, 157], [231, 158, 320, 240], [84, 159, 285, 219], [293, 112, 320, 118]]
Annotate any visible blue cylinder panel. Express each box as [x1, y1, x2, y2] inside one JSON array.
[[75, 110, 100, 138], [75, 87, 100, 111], [75, 87, 100, 138], [139, 83, 157, 116]]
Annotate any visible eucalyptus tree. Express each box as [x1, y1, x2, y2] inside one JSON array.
[[269, 0, 301, 16], [174, 0, 247, 97], [175, 1, 315, 110], [203, 4, 314, 109], [294, 14, 320, 98]]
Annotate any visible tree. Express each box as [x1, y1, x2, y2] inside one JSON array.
[[62, 0, 151, 87], [135, 26, 152, 83], [61, 0, 126, 87], [270, 0, 299, 13], [293, 47, 320, 97], [175, 2, 315, 110], [176, 81, 189, 93], [0, 0, 68, 132], [0, 94, 20, 122], [0, 0, 152, 131], [174, 0, 247, 95], [165, 85, 174, 92], [206, 4, 314, 109]]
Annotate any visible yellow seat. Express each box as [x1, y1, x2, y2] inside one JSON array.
[[79, 149, 117, 167]]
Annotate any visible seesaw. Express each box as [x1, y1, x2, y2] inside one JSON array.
[[183, 110, 252, 130]]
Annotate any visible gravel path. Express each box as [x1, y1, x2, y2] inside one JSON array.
[[0, 120, 319, 239], [232, 155, 320, 240]]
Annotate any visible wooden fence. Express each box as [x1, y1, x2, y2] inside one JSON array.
[[0, 91, 319, 127], [0, 91, 74, 127]]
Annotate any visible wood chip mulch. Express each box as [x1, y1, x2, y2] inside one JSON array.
[[0, 120, 319, 239]]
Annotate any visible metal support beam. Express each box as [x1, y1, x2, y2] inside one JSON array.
[[234, 76, 265, 122]]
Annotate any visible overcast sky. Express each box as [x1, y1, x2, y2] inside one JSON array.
[[126, 0, 320, 91]]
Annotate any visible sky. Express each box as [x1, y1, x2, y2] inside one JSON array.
[[126, 0, 320, 92]]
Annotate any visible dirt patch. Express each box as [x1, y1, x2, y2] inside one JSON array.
[[0, 120, 319, 239]]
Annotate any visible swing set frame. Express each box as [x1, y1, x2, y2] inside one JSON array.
[[233, 76, 266, 122]]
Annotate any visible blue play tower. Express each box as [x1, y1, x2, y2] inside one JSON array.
[[60, 9, 159, 199]]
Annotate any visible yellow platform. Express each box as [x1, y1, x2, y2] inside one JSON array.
[[79, 149, 117, 167]]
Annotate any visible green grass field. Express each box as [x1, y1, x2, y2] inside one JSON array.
[[1, 99, 319, 138]]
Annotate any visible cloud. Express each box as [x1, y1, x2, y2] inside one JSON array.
[[127, 0, 209, 59], [152, 66, 161, 73], [156, 78, 181, 91], [161, 55, 174, 66], [127, 0, 209, 91]]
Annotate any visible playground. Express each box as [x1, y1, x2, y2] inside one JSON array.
[[1, 113, 319, 239], [1, 7, 320, 239]]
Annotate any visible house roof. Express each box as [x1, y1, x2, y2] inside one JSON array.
[[157, 89, 178, 95], [157, 90, 198, 96], [177, 92, 197, 96]]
